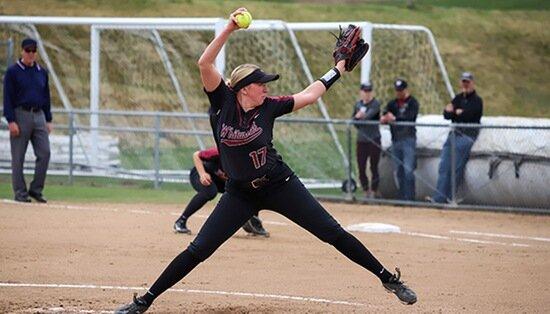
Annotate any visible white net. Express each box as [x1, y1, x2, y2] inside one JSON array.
[[0, 20, 452, 184], [369, 27, 451, 114]]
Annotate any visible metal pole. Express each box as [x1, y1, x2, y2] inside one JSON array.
[[360, 22, 373, 84], [90, 25, 100, 169], [450, 125, 457, 206], [214, 19, 226, 75], [68, 111, 74, 185], [153, 114, 161, 189], [283, 22, 349, 170], [422, 27, 455, 99], [346, 122, 354, 201], [150, 30, 205, 150]]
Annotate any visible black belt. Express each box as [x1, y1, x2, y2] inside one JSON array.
[[229, 162, 285, 190], [230, 174, 270, 190], [20, 107, 42, 113], [249, 175, 269, 189]]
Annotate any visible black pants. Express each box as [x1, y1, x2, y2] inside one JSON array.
[[145, 175, 392, 303], [181, 168, 224, 219], [356, 138, 381, 191], [188, 175, 343, 260]]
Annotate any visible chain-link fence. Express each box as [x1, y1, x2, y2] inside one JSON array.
[[1, 108, 548, 213]]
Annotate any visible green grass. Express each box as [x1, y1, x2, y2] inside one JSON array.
[[415, 0, 550, 10], [0, 175, 196, 203], [0, 175, 350, 203], [1, 0, 549, 118]]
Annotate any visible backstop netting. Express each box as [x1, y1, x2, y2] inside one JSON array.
[[0, 19, 452, 186]]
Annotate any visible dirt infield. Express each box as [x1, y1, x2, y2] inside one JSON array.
[[1, 199, 549, 313]]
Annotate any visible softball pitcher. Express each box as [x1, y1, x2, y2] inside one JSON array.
[[115, 8, 416, 313]]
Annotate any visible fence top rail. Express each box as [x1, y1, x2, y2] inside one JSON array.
[[43, 108, 550, 130], [0, 16, 222, 25], [0, 16, 431, 32]]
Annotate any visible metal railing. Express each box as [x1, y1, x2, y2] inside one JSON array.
[[1, 108, 549, 214]]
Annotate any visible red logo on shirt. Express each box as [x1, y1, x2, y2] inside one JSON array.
[[220, 122, 263, 147]]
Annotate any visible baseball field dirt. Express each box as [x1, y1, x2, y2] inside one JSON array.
[[1, 200, 549, 313]]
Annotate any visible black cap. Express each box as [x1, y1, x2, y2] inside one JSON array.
[[21, 38, 37, 49], [232, 68, 280, 92], [394, 78, 408, 91], [360, 83, 373, 91], [460, 72, 474, 81]]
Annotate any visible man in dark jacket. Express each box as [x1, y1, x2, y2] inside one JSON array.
[[352, 83, 381, 198], [430, 72, 483, 203], [380, 79, 420, 201], [3, 38, 52, 203]]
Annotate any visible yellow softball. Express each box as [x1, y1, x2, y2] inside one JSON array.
[[235, 11, 252, 29]]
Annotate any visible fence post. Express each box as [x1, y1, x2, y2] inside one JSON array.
[[450, 124, 457, 206], [346, 122, 354, 201], [153, 114, 161, 189], [68, 111, 74, 185]]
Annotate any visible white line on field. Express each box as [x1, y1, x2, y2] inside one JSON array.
[[1, 199, 119, 212], [1, 199, 537, 247], [449, 230, 550, 242], [402, 232, 530, 247], [0, 282, 373, 309], [22, 307, 112, 313], [0, 199, 288, 226]]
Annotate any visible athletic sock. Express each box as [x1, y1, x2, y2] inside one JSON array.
[[141, 250, 201, 305], [333, 231, 393, 283]]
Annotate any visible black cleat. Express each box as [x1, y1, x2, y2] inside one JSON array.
[[242, 215, 270, 237], [173, 217, 191, 234], [382, 268, 417, 305], [29, 191, 47, 203], [14, 196, 31, 203], [114, 293, 150, 314]]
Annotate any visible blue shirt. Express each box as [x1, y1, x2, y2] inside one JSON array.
[[3, 59, 52, 123]]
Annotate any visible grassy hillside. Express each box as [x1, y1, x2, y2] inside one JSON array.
[[1, 0, 549, 117]]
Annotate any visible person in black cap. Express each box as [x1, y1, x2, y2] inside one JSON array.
[[380, 78, 420, 201], [352, 82, 381, 198], [3, 38, 51, 203], [429, 72, 483, 203], [115, 7, 416, 314]]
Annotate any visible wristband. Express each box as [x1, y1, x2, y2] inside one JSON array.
[[318, 67, 341, 90]]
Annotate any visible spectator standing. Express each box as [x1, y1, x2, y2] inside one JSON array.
[[430, 72, 483, 203], [380, 79, 419, 201], [352, 83, 381, 198]]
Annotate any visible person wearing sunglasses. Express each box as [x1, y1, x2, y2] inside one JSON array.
[[3, 38, 52, 203]]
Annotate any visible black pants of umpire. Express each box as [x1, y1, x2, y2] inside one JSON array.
[[10, 107, 50, 199]]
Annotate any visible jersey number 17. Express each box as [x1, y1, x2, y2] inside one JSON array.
[[249, 146, 267, 169]]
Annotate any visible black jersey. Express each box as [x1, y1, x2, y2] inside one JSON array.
[[205, 79, 294, 182]]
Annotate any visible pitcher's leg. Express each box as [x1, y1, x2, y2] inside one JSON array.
[[265, 176, 392, 282], [143, 192, 256, 305]]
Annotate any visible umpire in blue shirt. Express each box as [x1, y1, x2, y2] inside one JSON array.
[[3, 38, 52, 203]]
